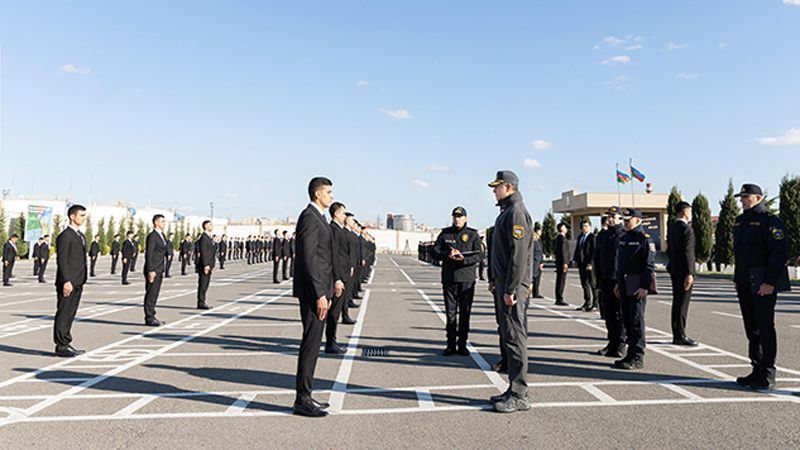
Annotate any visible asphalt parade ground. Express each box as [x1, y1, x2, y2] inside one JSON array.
[[1, 254, 800, 449]]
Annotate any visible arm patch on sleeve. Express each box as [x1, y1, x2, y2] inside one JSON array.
[[513, 225, 524, 240]]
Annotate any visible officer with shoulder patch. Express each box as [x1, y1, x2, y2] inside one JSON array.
[[432, 206, 484, 356], [614, 208, 655, 370], [733, 184, 790, 390], [528, 223, 544, 299], [594, 206, 627, 358]]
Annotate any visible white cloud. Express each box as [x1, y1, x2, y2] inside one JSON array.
[[426, 164, 450, 172], [532, 140, 553, 150], [380, 108, 414, 119], [411, 179, 430, 188], [222, 193, 238, 199], [719, 43, 726, 50], [601, 55, 631, 65], [357, 80, 370, 86], [523, 158, 542, 168], [625, 45, 642, 50], [604, 75, 629, 91], [755, 127, 800, 146], [592, 45, 601, 51], [634, 36, 644, 42], [603, 36, 625, 46], [665, 42, 688, 51], [784, 0, 800, 5], [677, 73, 699, 79], [60, 64, 91, 74]]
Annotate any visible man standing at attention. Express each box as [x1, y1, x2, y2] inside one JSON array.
[[554, 223, 570, 306], [487, 170, 534, 413], [432, 206, 483, 356], [38, 235, 51, 283], [667, 201, 698, 346], [110, 234, 120, 275], [143, 215, 168, 326], [573, 219, 598, 312], [293, 176, 335, 417], [54, 205, 88, 357], [196, 221, 216, 310], [3, 235, 19, 286]]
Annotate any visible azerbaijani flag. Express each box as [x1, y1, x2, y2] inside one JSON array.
[[616, 170, 630, 184], [630, 165, 646, 182]]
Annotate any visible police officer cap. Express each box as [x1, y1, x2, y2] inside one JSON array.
[[622, 208, 642, 219], [734, 183, 763, 197], [452, 206, 467, 217], [488, 170, 519, 187], [605, 206, 622, 215]]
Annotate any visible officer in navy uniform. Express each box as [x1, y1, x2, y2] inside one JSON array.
[[614, 208, 655, 370], [432, 206, 484, 356], [529, 223, 544, 299], [732, 184, 790, 390], [594, 207, 627, 358]]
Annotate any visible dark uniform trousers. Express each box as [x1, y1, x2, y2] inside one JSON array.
[[443, 281, 475, 350], [494, 282, 529, 398], [578, 267, 598, 308], [111, 255, 118, 274], [165, 257, 172, 277], [90, 257, 97, 277], [670, 274, 692, 340], [54, 285, 83, 352], [39, 260, 49, 282], [273, 259, 281, 283], [144, 273, 163, 322], [599, 278, 626, 346], [738, 289, 777, 379], [197, 271, 211, 305], [3, 261, 13, 285], [34, 256, 40, 276], [219, 255, 225, 270], [621, 295, 647, 361], [296, 295, 326, 405], [532, 271, 542, 297], [282, 258, 288, 280], [555, 268, 567, 303], [326, 278, 352, 347], [181, 256, 189, 275], [122, 260, 131, 284]]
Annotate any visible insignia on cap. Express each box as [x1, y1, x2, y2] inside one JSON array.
[[512, 225, 524, 240], [773, 228, 785, 240], [461, 234, 469, 242]]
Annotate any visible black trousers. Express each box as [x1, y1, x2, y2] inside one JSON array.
[[3, 261, 13, 285], [165, 256, 172, 277], [273, 259, 281, 283], [738, 288, 777, 379], [621, 294, 647, 361], [247, 252, 252, 265], [122, 260, 131, 284], [197, 270, 211, 305], [532, 271, 542, 297], [599, 279, 626, 347], [478, 260, 485, 280], [144, 272, 163, 322], [493, 284, 507, 367], [219, 256, 225, 270], [443, 281, 475, 349], [555, 267, 567, 303], [282, 258, 288, 279], [111, 255, 118, 274], [670, 274, 692, 340], [578, 267, 598, 308], [326, 279, 351, 347], [38, 260, 48, 282], [493, 282, 529, 398], [130, 256, 137, 271], [54, 284, 83, 351], [296, 295, 326, 405], [34, 258, 40, 275], [290, 257, 295, 277], [181, 257, 189, 275], [90, 256, 97, 276]]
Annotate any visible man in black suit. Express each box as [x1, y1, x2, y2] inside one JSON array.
[[218, 234, 227, 269], [196, 221, 215, 310], [282, 230, 291, 279], [340, 214, 359, 324], [121, 231, 134, 285], [38, 235, 51, 283], [3, 234, 18, 286], [554, 223, 570, 306], [130, 234, 139, 271], [290, 232, 296, 277], [325, 202, 356, 354], [272, 230, 283, 284], [33, 237, 42, 276], [54, 205, 88, 357], [530, 224, 544, 298], [110, 234, 120, 274], [293, 177, 335, 417], [180, 235, 192, 275], [89, 235, 100, 277], [573, 219, 598, 311], [143, 215, 168, 326], [164, 232, 175, 278], [667, 201, 698, 346]]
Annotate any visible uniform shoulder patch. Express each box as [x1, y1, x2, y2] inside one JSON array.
[[512, 225, 524, 240], [461, 233, 469, 242], [649, 243, 656, 252], [642, 232, 650, 238], [533, 235, 539, 242], [772, 228, 785, 240]]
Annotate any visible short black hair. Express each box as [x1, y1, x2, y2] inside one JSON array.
[[152, 214, 165, 225], [114, 234, 120, 238], [676, 201, 691, 215], [330, 202, 345, 216], [202, 220, 212, 230], [126, 231, 134, 236], [44, 235, 49, 239], [67, 204, 86, 218], [10, 234, 18, 239], [581, 219, 591, 227], [557, 223, 566, 232], [308, 176, 333, 201], [94, 234, 99, 238], [600, 216, 608, 227], [38, 237, 44, 241]]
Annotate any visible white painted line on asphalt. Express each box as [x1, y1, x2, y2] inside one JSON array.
[[225, 393, 257, 414], [328, 289, 371, 413], [706, 364, 752, 369], [580, 384, 617, 403], [19, 378, 92, 383], [161, 351, 296, 357], [389, 258, 399, 267], [712, 311, 741, 319], [661, 383, 704, 401], [399, 269, 415, 285], [416, 389, 435, 409], [0, 296, 55, 308], [112, 395, 158, 418]]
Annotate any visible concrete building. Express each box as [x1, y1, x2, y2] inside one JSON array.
[[388, 213, 414, 232]]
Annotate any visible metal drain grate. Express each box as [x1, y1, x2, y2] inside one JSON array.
[[361, 347, 391, 358]]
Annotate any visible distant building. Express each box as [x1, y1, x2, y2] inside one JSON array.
[[389, 214, 414, 232]]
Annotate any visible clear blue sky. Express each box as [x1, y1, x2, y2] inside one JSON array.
[[1, 1, 799, 229]]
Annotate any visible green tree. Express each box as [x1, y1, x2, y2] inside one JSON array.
[[84, 215, 94, 255], [97, 217, 107, 255], [715, 180, 740, 269], [667, 185, 682, 233], [542, 211, 557, 256], [136, 219, 147, 252], [691, 193, 713, 265], [14, 213, 28, 258], [117, 217, 127, 240], [763, 189, 779, 215], [559, 213, 572, 240], [780, 174, 800, 267], [0, 207, 8, 246], [52, 214, 63, 251], [105, 216, 116, 254]]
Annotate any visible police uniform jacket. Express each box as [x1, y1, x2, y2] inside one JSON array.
[[485, 227, 494, 280], [532, 233, 543, 279], [432, 225, 483, 284], [594, 224, 625, 281], [218, 240, 227, 257], [273, 238, 283, 259], [733, 201, 789, 287], [616, 224, 656, 295], [489, 191, 534, 295]]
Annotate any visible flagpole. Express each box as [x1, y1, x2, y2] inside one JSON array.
[[629, 158, 635, 208], [616, 163, 622, 207]]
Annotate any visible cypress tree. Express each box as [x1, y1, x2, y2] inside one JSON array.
[[691, 193, 713, 265], [715, 180, 740, 270], [0, 207, 7, 246], [84, 215, 94, 255], [105, 217, 116, 254], [559, 213, 572, 240], [52, 214, 63, 250], [542, 211, 557, 256], [780, 174, 800, 267], [667, 185, 682, 232], [14, 213, 28, 258], [117, 218, 126, 241], [136, 220, 147, 252], [763, 189, 779, 214], [97, 218, 107, 255]]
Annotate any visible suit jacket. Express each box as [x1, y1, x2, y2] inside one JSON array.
[[293, 204, 334, 300], [196, 233, 216, 273], [144, 230, 167, 274], [111, 240, 120, 256], [273, 238, 283, 259], [554, 234, 570, 267], [3, 241, 16, 263], [33, 243, 40, 260], [132, 240, 139, 257], [667, 220, 696, 278], [165, 239, 174, 256], [218, 240, 227, 257], [573, 232, 596, 268], [330, 221, 355, 283], [55, 227, 87, 288], [282, 238, 291, 258], [180, 239, 192, 258], [122, 239, 134, 259], [39, 242, 51, 261], [89, 241, 100, 257]]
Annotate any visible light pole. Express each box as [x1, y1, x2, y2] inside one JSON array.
[[210, 202, 215, 220]]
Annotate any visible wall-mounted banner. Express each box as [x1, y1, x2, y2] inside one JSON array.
[[25, 205, 53, 242]]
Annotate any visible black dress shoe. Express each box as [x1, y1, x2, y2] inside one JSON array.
[[673, 337, 698, 346], [293, 402, 328, 417], [535, 295, 545, 299], [197, 303, 213, 310], [615, 359, 644, 370], [736, 369, 759, 386], [54, 347, 84, 357], [491, 362, 508, 373], [341, 317, 356, 325], [607, 344, 627, 358], [122, 282, 131, 285], [749, 377, 776, 390], [576, 306, 590, 312], [597, 344, 612, 356], [457, 347, 470, 356], [164, 275, 171, 278], [554, 301, 569, 306], [348, 302, 360, 308], [311, 398, 330, 409], [442, 347, 456, 357], [145, 319, 165, 326], [325, 344, 347, 354]]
